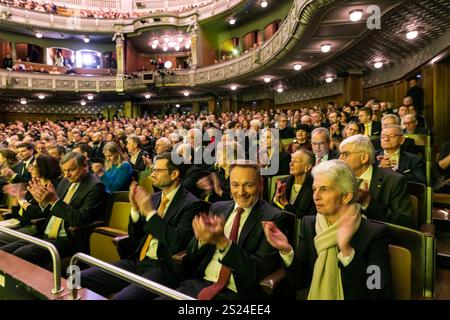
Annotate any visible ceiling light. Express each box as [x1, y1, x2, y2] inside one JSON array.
[[263, 77, 271, 83], [177, 35, 184, 43], [35, 32, 43, 38], [183, 91, 190, 96], [325, 76, 333, 83], [151, 43, 158, 49], [80, 100, 86, 106], [349, 10, 363, 22], [261, 1, 268, 8], [276, 87, 284, 93], [87, 94, 94, 100], [38, 94, 45, 100], [20, 98, 27, 105], [83, 35, 90, 43], [175, 104, 180, 108], [406, 30, 418, 40], [293, 63, 302, 71], [373, 61, 383, 69], [164, 61, 172, 69], [162, 45, 168, 52], [229, 18, 236, 25], [168, 41, 177, 48], [163, 36, 170, 43], [230, 85, 237, 91], [321, 44, 331, 53], [145, 94, 151, 99]]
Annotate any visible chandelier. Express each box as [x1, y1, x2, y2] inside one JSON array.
[[149, 35, 191, 52]]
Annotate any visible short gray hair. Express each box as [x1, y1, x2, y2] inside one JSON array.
[[311, 127, 330, 142], [381, 114, 400, 126], [339, 134, 375, 164], [60, 151, 87, 168], [311, 159, 358, 203]]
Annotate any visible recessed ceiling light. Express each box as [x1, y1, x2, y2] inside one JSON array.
[[38, 94, 45, 100], [175, 104, 180, 108], [263, 77, 271, 83], [349, 10, 363, 22], [293, 63, 302, 71], [321, 44, 331, 53], [183, 91, 190, 96], [87, 94, 94, 100], [325, 76, 333, 83], [277, 87, 284, 93], [230, 85, 237, 91], [406, 30, 418, 40], [261, 1, 268, 8], [20, 98, 27, 105], [229, 18, 236, 25], [35, 32, 43, 38], [373, 61, 383, 69], [83, 35, 90, 43], [145, 94, 151, 99], [80, 100, 86, 106]]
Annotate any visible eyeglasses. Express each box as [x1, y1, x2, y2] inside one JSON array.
[[339, 151, 362, 159], [381, 134, 402, 140]]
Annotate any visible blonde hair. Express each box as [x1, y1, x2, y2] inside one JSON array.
[[103, 141, 127, 170]]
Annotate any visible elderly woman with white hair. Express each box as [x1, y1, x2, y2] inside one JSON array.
[[263, 160, 392, 300]]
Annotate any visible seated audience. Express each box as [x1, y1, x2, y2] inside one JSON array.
[[263, 159, 392, 299], [311, 127, 339, 166]]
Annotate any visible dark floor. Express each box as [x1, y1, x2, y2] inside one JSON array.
[[434, 268, 450, 300]]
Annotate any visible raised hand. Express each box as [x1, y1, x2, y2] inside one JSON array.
[[129, 180, 139, 211], [337, 204, 359, 257], [133, 185, 153, 217], [262, 221, 291, 253], [143, 155, 152, 168], [192, 214, 227, 247]]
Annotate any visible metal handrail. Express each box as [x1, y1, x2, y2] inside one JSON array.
[[0, 226, 63, 294], [69, 253, 195, 300]]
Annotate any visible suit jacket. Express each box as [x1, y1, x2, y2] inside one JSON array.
[[90, 140, 105, 162], [369, 121, 382, 136], [185, 199, 286, 299], [128, 187, 201, 283], [364, 166, 414, 228], [272, 174, 316, 218], [285, 216, 392, 300], [41, 173, 108, 240], [11, 157, 35, 183], [404, 127, 427, 135], [375, 150, 426, 185], [130, 149, 150, 180]]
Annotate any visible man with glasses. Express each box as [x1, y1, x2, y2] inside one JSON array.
[[339, 134, 414, 228], [403, 114, 427, 135], [376, 125, 426, 184], [80, 153, 201, 300], [311, 127, 339, 166], [277, 113, 295, 139]]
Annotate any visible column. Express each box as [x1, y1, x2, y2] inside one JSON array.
[[432, 59, 450, 147], [342, 71, 363, 102], [190, 22, 199, 69], [192, 101, 200, 114], [10, 42, 17, 61], [208, 97, 216, 114], [113, 32, 125, 93], [231, 95, 238, 113], [222, 96, 231, 113], [124, 101, 132, 119]]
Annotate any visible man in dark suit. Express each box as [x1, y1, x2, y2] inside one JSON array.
[[376, 125, 426, 185], [272, 149, 316, 218], [80, 153, 201, 300], [1, 142, 35, 183], [358, 107, 381, 137], [371, 114, 417, 154], [127, 136, 150, 180], [403, 114, 427, 135], [339, 134, 414, 228], [0, 152, 107, 267], [311, 127, 339, 166], [169, 161, 286, 300], [278, 113, 295, 140], [263, 159, 392, 300], [90, 132, 105, 163], [406, 79, 424, 114]]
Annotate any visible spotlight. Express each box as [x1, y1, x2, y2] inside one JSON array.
[[164, 61, 172, 69], [276, 87, 284, 93], [38, 94, 45, 100], [175, 104, 180, 108], [349, 10, 363, 22], [263, 77, 271, 83], [80, 100, 86, 106], [230, 85, 237, 91], [183, 91, 190, 96], [325, 76, 333, 83], [20, 98, 27, 105], [83, 35, 90, 43], [87, 94, 94, 100], [229, 18, 236, 25], [232, 48, 239, 56], [35, 32, 43, 39], [406, 30, 418, 40], [321, 44, 331, 53], [261, 1, 268, 8], [373, 61, 383, 69], [145, 94, 151, 99], [293, 63, 302, 71]]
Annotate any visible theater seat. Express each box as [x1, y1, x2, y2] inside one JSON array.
[[389, 244, 412, 300], [89, 192, 130, 263]]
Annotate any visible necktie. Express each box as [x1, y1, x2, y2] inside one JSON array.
[[315, 156, 322, 166], [197, 207, 244, 300], [139, 194, 169, 261], [48, 183, 77, 239], [364, 124, 370, 136]]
